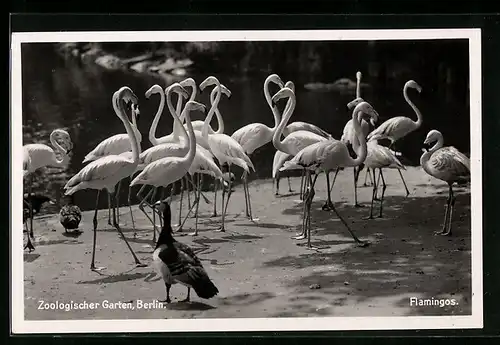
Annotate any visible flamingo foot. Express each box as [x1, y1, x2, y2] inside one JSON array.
[[356, 241, 370, 248], [210, 212, 218, 218], [305, 245, 321, 251], [292, 233, 307, 240], [214, 227, 226, 233], [188, 232, 199, 237], [90, 265, 106, 272], [135, 262, 148, 268], [354, 203, 365, 208], [321, 201, 334, 211], [159, 297, 171, 304], [363, 215, 375, 220], [24, 242, 35, 252]]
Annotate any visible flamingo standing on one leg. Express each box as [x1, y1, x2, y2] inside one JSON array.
[[23, 129, 73, 251], [420, 130, 470, 236], [199, 76, 255, 232], [230, 74, 284, 221], [281, 101, 378, 249], [64, 87, 146, 271], [366, 80, 423, 197]]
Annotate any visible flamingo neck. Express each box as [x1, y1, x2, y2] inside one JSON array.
[[165, 88, 182, 141], [350, 105, 368, 166], [202, 82, 221, 139], [263, 78, 281, 132], [148, 88, 165, 146], [272, 94, 296, 155], [179, 108, 196, 166], [356, 74, 361, 99], [209, 87, 225, 134], [404, 84, 423, 128], [113, 91, 139, 164], [173, 92, 185, 139], [131, 110, 142, 143], [49, 131, 69, 166]]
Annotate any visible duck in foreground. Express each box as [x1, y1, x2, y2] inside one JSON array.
[[420, 130, 470, 236], [153, 198, 219, 303], [59, 195, 82, 233]]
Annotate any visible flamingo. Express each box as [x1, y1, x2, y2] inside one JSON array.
[[82, 103, 141, 224], [199, 76, 255, 232], [366, 80, 423, 196], [420, 130, 470, 236], [64, 87, 146, 271], [272, 150, 294, 195], [129, 101, 205, 236], [230, 74, 284, 221], [281, 101, 378, 249], [271, 87, 337, 211], [363, 139, 406, 219], [23, 128, 73, 251], [273, 80, 333, 199]]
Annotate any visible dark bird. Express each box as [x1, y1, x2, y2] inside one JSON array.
[[59, 195, 82, 232], [23, 193, 54, 252], [153, 197, 219, 303]]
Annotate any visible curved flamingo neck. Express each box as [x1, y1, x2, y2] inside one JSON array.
[[148, 89, 165, 146], [350, 104, 368, 166], [49, 131, 69, 166], [263, 77, 281, 131], [209, 88, 225, 134], [130, 110, 142, 143], [202, 82, 222, 139], [178, 107, 196, 166], [113, 91, 139, 164], [404, 84, 423, 128], [272, 93, 296, 155], [165, 88, 183, 141]]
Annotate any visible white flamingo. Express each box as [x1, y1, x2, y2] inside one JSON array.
[[420, 130, 470, 236], [271, 87, 337, 211], [129, 101, 205, 231], [199, 76, 255, 232], [63, 87, 145, 271], [363, 139, 406, 219], [82, 103, 141, 224], [366, 80, 423, 196], [23, 129, 73, 251], [231, 74, 284, 221], [281, 101, 378, 249]]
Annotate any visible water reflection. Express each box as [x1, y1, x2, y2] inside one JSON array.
[[22, 44, 470, 212]]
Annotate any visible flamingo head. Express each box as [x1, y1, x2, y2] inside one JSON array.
[[423, 129, 442, 148], [406, 80, 423, 93], [145, 84, 163, 99], [184, 101, 206, 114], [356, 71, 362, 80], [354, 102, 379, 126], [347, 97, 365, 110], [165, 83, 189, 99], [52, 129, 73, 154], [271, 87, 294, 105], [199, 76, 220, 92], [267, 74, 284, 89], [284, 81, 295, 92], [179, 77, 196, 90]]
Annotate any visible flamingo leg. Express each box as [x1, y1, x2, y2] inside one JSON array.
[[138, 188, 157, 234], [216, 165, 232, 232], [177, 178, 185, 228], [111, 191, 146, 267], [329, 168, 341, 194], [107, 192, 113, 225], [243, 171, 255, 221], [127, 177, 137, 237], [377, 169, 387, 218], [321, 170, 334, 211], [186, 176, 192, 210], [212, 178, 218, 217], [438, 184, 455, 236], [287, 176, 293, 193], [90, 190, 105, 271], [298, 170, 304, 199], [304, 172, 320, 250], [293, 170, 310, 240], [354, 166, 364, 208], [28, 174, 34, 238], [398, 169, 411, 197], [443, 187, 456, 236], [364, 168, 378, 220], [363, 167, 372, 187], [190, 175, 203, 236], [115, 179, 122, 224], [274, 172, 280, 196]]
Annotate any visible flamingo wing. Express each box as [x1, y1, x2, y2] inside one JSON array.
[[285, 139, 345, 171], [23, 144, 57, 172], [286, 122, 332, 139], [367, 116, 415, 142], [131, 157, 187, 187], [272, 150, 292, 178], [209, 134, 255, 171], [139, 143, 187, 166], [282, 130, 326, 155], [429, 146, 470, 181], [83, 133, 132, 162], [231, 123, 273, 154]]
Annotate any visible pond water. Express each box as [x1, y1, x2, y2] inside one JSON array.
[[21, 43, 470, 212]]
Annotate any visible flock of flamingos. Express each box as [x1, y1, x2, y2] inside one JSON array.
[[22, 72, 471, 301]]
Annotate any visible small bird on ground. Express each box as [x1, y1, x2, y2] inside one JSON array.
[[59, 195, 82, 233]]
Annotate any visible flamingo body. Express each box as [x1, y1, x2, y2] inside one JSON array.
[[207, 134, 255, 173], [23, 144, 67, 174], [421, 145, 470, 183], [231, 123, 274, 155], [284, 121, 332, 139]]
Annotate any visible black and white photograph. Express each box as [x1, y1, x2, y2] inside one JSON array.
[[11, 29, 482, 333]]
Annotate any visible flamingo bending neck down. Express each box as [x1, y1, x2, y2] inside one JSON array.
[[64, 86, 145, 271], [281, 101, 378, 250], [420, 130, 470, 236], [23, 128, 73, 251], [199, 76, 255, 233], [230, 73, 284, 221]]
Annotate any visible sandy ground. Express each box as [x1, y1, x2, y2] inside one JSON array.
[[22, 167, 472, 320]]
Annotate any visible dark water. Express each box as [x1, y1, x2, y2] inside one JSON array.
[[22, 43, 470, 212]]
